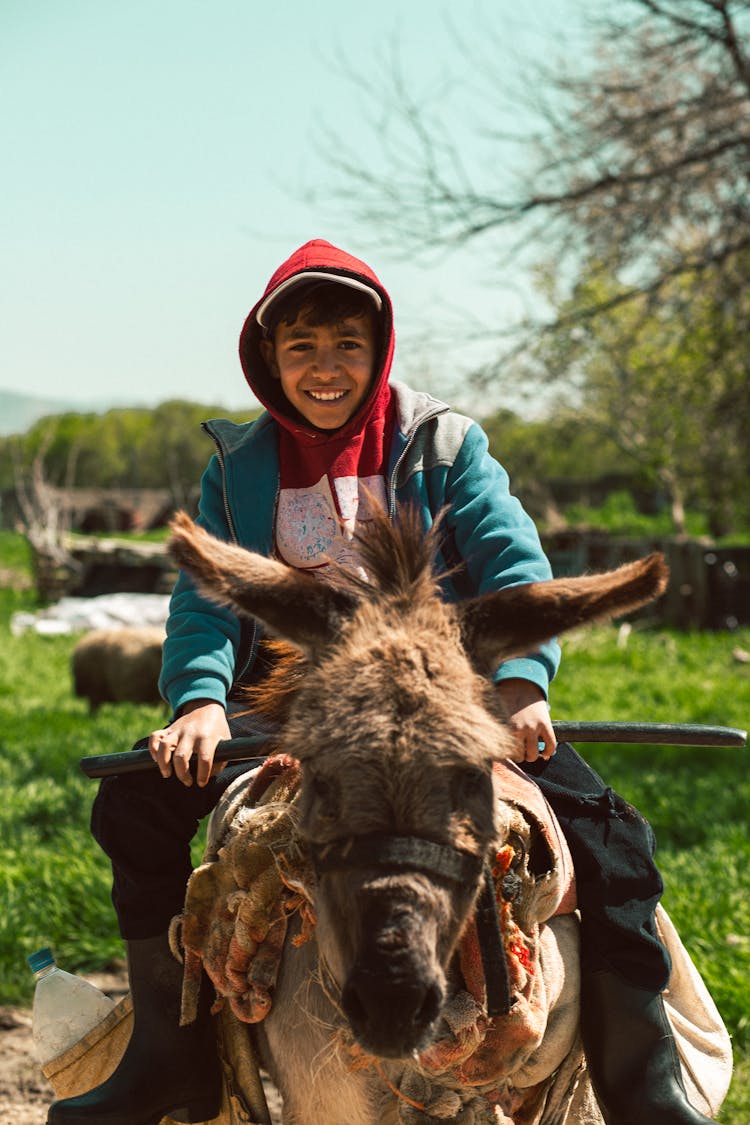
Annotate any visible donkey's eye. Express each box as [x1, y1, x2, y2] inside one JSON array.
[[451, 765, 491, 808]]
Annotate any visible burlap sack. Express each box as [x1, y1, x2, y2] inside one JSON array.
[[656, 904, 733, 1116], [41, 995, 134, 1100], [40, 992, 271, 1125]]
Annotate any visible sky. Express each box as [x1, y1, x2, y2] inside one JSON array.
[[2, 0, 580, 416]]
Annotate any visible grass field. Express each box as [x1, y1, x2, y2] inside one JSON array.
[[1, 529, 748, 1121]]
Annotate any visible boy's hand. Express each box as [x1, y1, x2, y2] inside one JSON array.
[[496, 679, 557, 763], [149, 700, 231, 788]]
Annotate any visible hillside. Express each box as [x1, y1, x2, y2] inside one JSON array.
[[0, 390, 93, 438]]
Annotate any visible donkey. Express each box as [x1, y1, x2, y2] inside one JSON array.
[[168, 506, 668, 1125]]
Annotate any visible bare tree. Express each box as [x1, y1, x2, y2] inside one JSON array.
[[330, 0, 750, 333], [11, 425, 81, 597]]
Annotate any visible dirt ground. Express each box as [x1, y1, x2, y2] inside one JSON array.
[[0, 969, 282, 1124], [0, 1003, 53, 1125]]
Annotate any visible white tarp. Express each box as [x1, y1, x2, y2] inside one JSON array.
[[11, 592, 171, 636]]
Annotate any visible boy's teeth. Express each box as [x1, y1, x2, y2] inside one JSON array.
[[308, 390, 346, 401]]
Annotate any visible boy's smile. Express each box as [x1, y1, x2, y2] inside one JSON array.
[[262, 313, 377, 430]]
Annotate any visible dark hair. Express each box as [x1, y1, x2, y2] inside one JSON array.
[[265, 280, 377, 335]]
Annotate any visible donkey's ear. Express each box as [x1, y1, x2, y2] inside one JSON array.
[[168, 512, 358, 659], [457, 554, 668, 674]]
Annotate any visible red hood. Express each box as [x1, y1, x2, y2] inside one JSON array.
[[238, 239, 395, 444]]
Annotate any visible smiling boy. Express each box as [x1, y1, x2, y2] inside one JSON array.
[[259, 298, 376, 429], [48, 241, 713, 1125]]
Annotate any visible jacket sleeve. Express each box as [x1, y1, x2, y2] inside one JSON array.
[[444, 421, 561, 697], [158, 454, 245, 713]]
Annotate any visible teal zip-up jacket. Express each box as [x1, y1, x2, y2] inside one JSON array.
[[159, 380, 561, 712]]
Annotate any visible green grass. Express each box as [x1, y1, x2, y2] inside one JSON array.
[[0, 621, 168, 985], [1, 532, 748, 1119], [68, 526, 170, 544], [0, 529, 35, 575], [552, 624, 750, 1122]]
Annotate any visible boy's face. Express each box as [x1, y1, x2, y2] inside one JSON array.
[[261, 311, 377, 430]]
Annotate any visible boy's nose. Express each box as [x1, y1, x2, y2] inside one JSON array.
[[312, 349, 340, 377]]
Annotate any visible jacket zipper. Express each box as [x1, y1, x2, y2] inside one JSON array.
[[202, 423, 255, 686], [202, 424, 239, 545], [387, 403, 448, 517]]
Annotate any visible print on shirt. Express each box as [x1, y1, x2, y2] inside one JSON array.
[[275, 474, 387, 574]]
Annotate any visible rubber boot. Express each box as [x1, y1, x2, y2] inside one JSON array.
[[46, 934, 222, 1125], [581, 968, 715, 1125]]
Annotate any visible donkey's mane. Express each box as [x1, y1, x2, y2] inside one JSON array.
[[330, 502, 446, 604], [240, 638, 307, 725]]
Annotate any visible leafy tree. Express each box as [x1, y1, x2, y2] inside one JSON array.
[[528, 257, 750, 534], [0, 400, 259, 508], [479, 403, 665, 531], [333, 1, 750, 331], [143, 401, 254, 503]]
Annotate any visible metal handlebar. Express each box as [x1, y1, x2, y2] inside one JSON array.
[[79, 723, 747, 779], [551, 721, 747, 747]]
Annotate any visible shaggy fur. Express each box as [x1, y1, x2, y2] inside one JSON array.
[[71, 626, 165, 712], [168, 505, 666, 1123]]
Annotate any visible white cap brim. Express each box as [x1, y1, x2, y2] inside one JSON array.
[[255, 271, 383, 329]]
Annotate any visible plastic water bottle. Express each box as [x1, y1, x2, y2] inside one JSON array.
[[27, 947, 117, 1065]]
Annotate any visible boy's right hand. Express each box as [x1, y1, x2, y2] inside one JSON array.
[[149, 700, 231, 789]]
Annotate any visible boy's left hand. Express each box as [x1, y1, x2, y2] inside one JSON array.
[[496, 679, 557, 763], [149, 699, 231, 788]]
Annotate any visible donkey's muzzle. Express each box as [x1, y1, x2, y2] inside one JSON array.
[[314, 831, 480, 1055], [342, 959, 443, 1058]]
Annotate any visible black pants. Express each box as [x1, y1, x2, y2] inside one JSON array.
[[524, 743, 670, 992], [92, 737, 670, 992]]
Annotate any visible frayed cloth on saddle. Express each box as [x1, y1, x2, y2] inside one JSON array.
[[491, 759, 577, 920], [172, 754, 316, 1027]]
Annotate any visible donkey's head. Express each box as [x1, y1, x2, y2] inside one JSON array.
[[169, 506, 666, 1058]]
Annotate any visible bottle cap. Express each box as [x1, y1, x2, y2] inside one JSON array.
[[27, 947, 56, 973]]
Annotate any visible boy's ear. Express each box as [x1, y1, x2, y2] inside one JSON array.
[[260, 338, 280, 378]]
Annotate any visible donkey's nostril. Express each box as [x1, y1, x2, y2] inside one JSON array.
[[415, 982, 442, 1029]]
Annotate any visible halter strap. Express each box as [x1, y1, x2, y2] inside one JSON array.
[[311, 832, 484, 885]]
